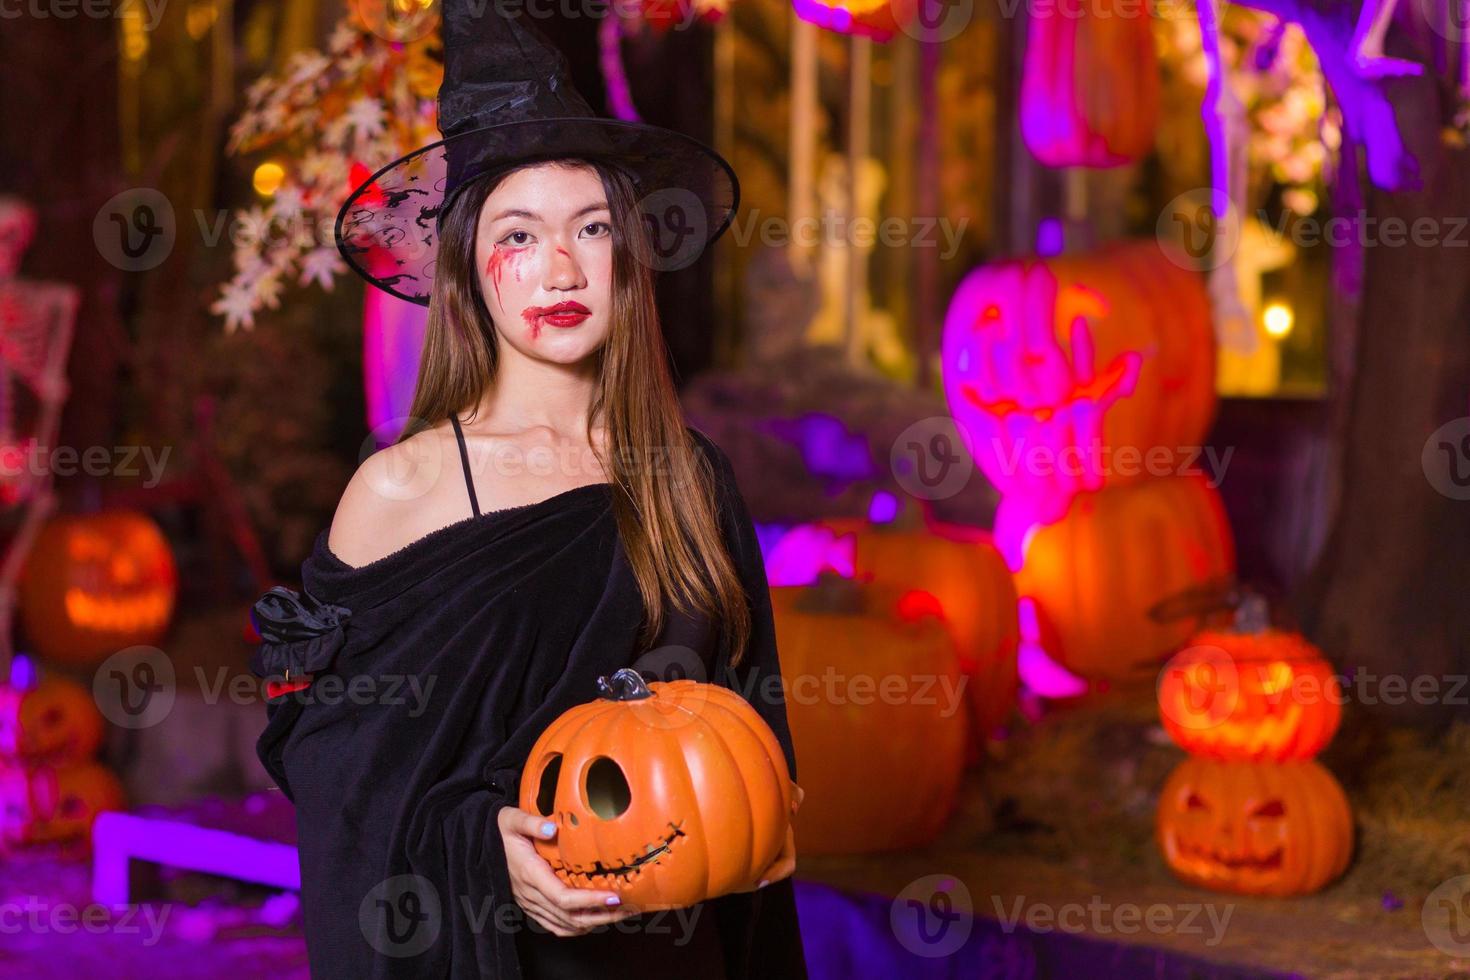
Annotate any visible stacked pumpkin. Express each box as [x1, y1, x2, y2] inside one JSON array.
[[767, 500, 1020, 743], [1154, 607, 1353, 896], [0, 670, 125, 855], [942, 240, 1235, 684], [771, 571, 968, 855]]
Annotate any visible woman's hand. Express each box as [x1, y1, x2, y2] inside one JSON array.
[[751, 780, 804, 891], [497, 805, 639, 936]]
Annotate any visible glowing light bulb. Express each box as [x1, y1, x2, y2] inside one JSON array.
[[1262, 302, 1294, 340]]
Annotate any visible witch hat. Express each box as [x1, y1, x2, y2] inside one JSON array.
[[334, 1, 740, 307]]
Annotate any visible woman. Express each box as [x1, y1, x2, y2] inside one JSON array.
[[248, 4, 805, 979]]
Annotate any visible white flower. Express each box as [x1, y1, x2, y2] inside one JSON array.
[[211, 280, 259, 332], [299, 246, 345, 291], [345, 96, 386, 139]]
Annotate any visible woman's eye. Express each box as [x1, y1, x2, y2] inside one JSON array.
[[501, 230, 532, 247], [582, 220, 610, 238]]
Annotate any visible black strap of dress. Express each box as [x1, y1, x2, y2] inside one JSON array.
[[449, 414, 481, 518]]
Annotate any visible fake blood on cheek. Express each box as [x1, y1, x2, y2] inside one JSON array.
[[483, 243, 527, 315]]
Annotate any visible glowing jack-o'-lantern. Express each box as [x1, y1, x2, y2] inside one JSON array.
[[0, 761, 125, 852], [1020, 0, 1159, 167], [771, 575, 966, 854], [18, 511, 178, 666], [999, 474, 1235, 681], [0, 676, 104, 765], [520, 670, 793, 910], [941, 242, 1215, 505], [1156, 757, 1353, 896], [1158, 627, 1342, 762]]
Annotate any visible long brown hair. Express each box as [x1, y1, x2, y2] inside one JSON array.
[[395, 157, 751, 668]]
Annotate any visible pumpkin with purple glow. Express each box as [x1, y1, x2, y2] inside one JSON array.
[[0, 761, 125, 853], [0, 675, 104, 765], [1158, 603, 1342, 762], [1156, 757, 1352, 896], [18, 510, 178, 666], [999, 474, 1235, 681], [770, 575, 965, 854], [810, 506, 1020, 741], [941, 241, 1215, 505], [1020, 0, 1159, 167], [520, 669, 793, 910]]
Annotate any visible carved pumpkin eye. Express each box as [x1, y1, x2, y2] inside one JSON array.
[[1185, 792, 1208, 811], [1250, 799, 1286, 819], [584, 757, 631, 819], [534, 754, 562, 817], [60, 795, 87, 818]]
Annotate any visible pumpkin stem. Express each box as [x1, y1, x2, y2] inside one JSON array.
[[596, 667, 654, 701], [1232, 592, 1270, 634]]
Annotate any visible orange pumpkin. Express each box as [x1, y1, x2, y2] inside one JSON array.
[[1002, 474, 1235, 681], [1020, 0, 1159, 167], [1157, 757, 1353, 896], [19, 511, 178, 666], [0, 676, 104, 765], [520, 669, 792, 910], [818, 512, 1020, 741], [942, 241, 1215, 503], [0, 761, 125, 853], [1158, 629, 1342, 762], [771, 576, 966, 855]]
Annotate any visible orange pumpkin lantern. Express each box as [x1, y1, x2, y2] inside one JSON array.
[[1156, 757, 1353, 896], [0, 676, 104, 764], [1003, 474, 1235, 681], [1158, 627, 1342, 762], [19, 511, 178, 666], [520, 669, 793, 910], [818, 512, 1020, 740], [771, 575, 966, 855], [942, 241, 1215, 503], [1020, 0, 1159, 167], [0, 761, 125, 853]]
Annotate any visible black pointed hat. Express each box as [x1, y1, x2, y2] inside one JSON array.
[[334, 2, 740, 306]]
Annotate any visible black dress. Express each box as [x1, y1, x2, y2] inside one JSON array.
[[248, 423, 808, 980]]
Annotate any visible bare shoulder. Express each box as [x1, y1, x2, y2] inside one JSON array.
[[326, 426, 459, 568]]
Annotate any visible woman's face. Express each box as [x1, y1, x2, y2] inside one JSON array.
[[474, 162, 615, 365]]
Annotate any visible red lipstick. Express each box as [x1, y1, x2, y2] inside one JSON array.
[[522, 301, 591, 332]]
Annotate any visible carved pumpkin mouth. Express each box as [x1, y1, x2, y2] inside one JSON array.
[[1178, 841, 1284, 871], [551, 821, 687, 886], [958, 351, 1140, 423]]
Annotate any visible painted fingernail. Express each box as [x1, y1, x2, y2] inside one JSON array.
[[605, 896, 621, 906], [540, 821, 556, 837], [758, 879, 769, 889]]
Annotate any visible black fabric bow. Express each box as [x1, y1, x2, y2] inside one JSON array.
[[249, 585, 353, 680]]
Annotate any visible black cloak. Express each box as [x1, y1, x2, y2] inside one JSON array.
[[248, 428, 807, 979]]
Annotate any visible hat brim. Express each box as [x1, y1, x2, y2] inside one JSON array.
[[333, 117, 740, 307]]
